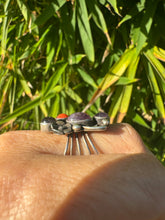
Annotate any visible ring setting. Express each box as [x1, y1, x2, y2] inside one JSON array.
[[40, 112, 110, 155]]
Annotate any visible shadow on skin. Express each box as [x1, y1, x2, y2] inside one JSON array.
[[53, 153, 165, 220]]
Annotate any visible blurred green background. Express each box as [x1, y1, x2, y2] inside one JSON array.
[[0, 0, 165, 164]]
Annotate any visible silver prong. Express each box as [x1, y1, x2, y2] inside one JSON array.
[[75, 133, 81, 155], [85, 132, 98, 154], [40, 122, 51, 132], [82, 132, 91, 154], [70, 134, 73, 155], [83, 125, 108, 132], [64, 135, 70, 155]]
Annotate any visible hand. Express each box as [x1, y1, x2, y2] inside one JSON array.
[[0, 123, 165, 220]]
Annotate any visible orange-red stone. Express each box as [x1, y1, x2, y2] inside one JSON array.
[[56, 113, 68, 119]]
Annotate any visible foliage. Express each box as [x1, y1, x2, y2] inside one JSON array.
[[0, 0, 165, 163]]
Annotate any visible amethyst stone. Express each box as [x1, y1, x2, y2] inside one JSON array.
[[94, 112, 109, 126], [94, 112, 109, 118], [67, 112, 92, 125]]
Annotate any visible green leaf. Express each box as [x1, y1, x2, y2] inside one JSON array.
[[136, 0, 158, 54], [117, 55, 140, 122], [153, 46, 165, 62], [16, 69, 32, 98], [116, 76, 139, 85], [77, 0, 95, 62], [77, 68, 98, 88], [65, 87, 82, 104], [144, 49, 165, 82], [69, 54, 86, 65], [143, 57, 165, 121], [118, 1, 145, 27], [40, 103, 48, 117], [0, 96, 41, 125], [18, 48, 31, 61], [16, 0, 30, 22], [45, 40, 56, 73], [87, 0, 111, 45], [108, 86, 123, 123], [83, 47, 136, 112], [60, 3, 76, 55], [106, 0, 121, 16], [43, 62, 68, 97], [35, 0, 66, 26], [31, 26, 52, 55], [132, 113, 151, 129], [87, 0, 107, 33], [49, 94, 60, 117]]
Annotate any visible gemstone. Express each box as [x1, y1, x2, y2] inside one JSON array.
[[94, 112, 110, 126], [94, 112, 109, 118], [67, 112, 92, 125], [56, 113, 68, 119], [41, 117, 56, 124]]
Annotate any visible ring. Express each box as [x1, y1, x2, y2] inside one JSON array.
[[40, 112, 110, 155]]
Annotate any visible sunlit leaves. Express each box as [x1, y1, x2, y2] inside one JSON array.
[[77, 0, 95, 62]]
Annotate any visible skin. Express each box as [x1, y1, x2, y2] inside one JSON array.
[[0, 123, 165, 220]]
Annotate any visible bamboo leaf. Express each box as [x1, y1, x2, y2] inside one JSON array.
[[87, 0, 111, 44], [16, 69, 32, 98], [108, 86, 123, 124], [87, 0, 107, 32], [69, 54, 86, 65], [118, 1, 145, 27], [35, 0, 66, 26], [43, 62, 68, 97], [106, 0, 121, 16], [77, 68, 98, 88], [4, 0, 11, 12], [116, 76, 139, 86], [143, 57, 165, 121], [117, 56, 140, 122], [49, 94, 60, 117], [45, 41, 56, 73], [77, 0, 95, 62], [39, 103, 48, 117], [153, 46, 165, 62], [1, 6, 11, 57], [0, 96, 41, 125], [132, 113, 151, 129], [16, 0, 30, 22], [60, 3, 76, 55], [31, 26, 52, 55], [0, 76, 13, 114], [136, 0, 158, 54], [83, 47, 136, 112], [65, 87, 82, 104], [144, 49, 165, 82]]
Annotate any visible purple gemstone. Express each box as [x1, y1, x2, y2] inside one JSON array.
[[94, 112, 109, 118], [67, 112, 92, 125]]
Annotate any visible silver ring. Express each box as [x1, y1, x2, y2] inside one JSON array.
[[40, 112, 110, 155]]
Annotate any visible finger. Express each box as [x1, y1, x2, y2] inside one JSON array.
[[1, 153, 165, 220], [89, 123, 148, 154], [0, 123, 148, 155]]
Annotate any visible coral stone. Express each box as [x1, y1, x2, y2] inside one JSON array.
[[56, 113, 68, 119], [67, 112, 92, 125]]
